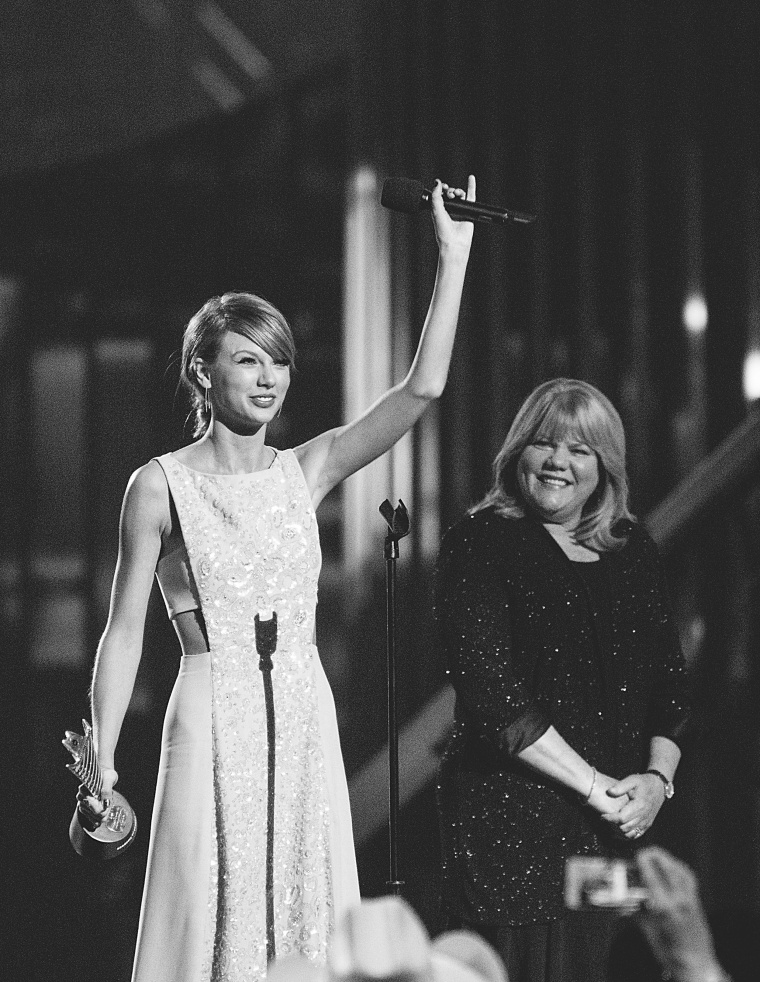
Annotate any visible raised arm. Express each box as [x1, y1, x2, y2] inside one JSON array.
[[86, 462, 168, 807], [298, 176, 476, 507]]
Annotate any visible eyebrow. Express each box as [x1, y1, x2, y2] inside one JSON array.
[[231, 346, 265, 357]]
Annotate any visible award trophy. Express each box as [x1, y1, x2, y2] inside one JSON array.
[[62, 720, 137, 861]]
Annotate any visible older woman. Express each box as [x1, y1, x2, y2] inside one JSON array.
[[435, 378, 690, 982]]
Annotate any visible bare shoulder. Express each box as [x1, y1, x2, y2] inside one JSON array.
[[121, 459, 171, 536]]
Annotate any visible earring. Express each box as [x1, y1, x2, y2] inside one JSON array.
[[204, 385, 211, 412], [276, 403, 283, 418]]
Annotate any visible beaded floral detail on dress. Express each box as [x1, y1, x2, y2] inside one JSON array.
[[158, 450, 333, 982]]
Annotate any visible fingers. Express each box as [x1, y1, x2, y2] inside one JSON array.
[[587, 775, 629, 819], [599, 813, 648, 839], [596, 790, 628, 820], [76, 780, 114, 828], [77, 794, 110, 831], [601, 800, 652, 834], [598, 789, 653, 838], [437, 175, 475, 202], [600, 811, 624, 825], [77, 791, 108, 815], [430, 179, 447, 220], [637, 846, 698, 894], [440, 181, 467, 200], [636, 847, 667, 895], [608, 776, 638, 797], [430, 177, 475, 247]]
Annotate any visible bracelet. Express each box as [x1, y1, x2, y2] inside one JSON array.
[[583, 766, 597, 803], [646, 768, 675, 800]]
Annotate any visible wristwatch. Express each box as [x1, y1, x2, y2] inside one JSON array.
[[646, 768, 675, 799]]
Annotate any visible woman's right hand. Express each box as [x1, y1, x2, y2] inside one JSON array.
[[76, 767, 118, 829], [586, 770, 627, 816], [431, 176, 476, 256]]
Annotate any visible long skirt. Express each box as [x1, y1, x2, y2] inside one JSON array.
[[131, 650, 359, 982]]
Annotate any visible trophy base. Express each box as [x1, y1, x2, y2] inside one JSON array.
[[69, 790, 137, 861]]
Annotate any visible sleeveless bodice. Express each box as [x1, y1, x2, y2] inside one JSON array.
[[154, 449, 334, 980], [158, 449, 322, 648]]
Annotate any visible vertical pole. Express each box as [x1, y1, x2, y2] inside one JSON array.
[[385, 533, 403, 895], [255, 612, 278, 961], [380, 497, 409, 895]]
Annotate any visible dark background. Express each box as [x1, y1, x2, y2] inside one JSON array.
[[1, 2, 759, 979]]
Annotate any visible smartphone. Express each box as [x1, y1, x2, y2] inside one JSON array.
[[564, 856, 647, 912]]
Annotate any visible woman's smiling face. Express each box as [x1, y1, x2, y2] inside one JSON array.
[[517, 432, 600, 530], [202, 330, 291, 432]]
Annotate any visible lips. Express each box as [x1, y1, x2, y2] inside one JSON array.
[[251, 394, 276, 407], [538, 474, 571, 487]]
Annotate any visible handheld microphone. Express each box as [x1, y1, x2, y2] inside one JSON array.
[[380, 177, 536, 225]]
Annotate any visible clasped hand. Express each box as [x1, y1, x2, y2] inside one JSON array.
[[587, 771, 665, 840], [76, 767, 119, 830]]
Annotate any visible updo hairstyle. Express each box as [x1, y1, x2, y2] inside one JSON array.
[[180, 292, 296, 437]]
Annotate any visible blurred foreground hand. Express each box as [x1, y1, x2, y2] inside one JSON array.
[[634, 847, 730, 982]]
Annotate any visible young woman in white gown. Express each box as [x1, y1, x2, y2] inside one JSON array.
[[79, 176, 475, 982]]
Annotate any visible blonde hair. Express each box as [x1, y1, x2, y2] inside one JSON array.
[[472, 378, 634, 551], [180, 292, 296, 437]]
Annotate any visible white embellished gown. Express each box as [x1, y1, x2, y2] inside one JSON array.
[[131, 449, 360, 982]]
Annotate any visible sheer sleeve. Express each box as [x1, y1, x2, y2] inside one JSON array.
[[435, 515, 550, 755]]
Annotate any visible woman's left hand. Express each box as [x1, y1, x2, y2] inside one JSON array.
[[600, 772, 666, 840], [431, 176, 477, 254]]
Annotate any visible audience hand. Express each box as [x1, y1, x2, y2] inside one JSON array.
[[634, 846, 729, 982]]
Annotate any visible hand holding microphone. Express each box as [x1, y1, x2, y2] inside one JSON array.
[[429, 175, 478, 254], [382, 176, 536, 225]]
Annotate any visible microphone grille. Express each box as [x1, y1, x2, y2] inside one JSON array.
[[380, 178, 426, 214]]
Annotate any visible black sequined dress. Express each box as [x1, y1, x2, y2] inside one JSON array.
[[435, 508, 689, 929]]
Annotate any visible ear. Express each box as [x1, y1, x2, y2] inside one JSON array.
[[193, 357, 211, 389]]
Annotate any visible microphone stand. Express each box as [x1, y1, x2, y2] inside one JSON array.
[[255, 611, 278, 963], [379, 498, 410, 896]]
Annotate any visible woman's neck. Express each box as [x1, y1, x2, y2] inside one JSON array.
[[187, 423, 271, 474]]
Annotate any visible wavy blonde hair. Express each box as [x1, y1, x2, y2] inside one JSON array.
[[472, 378, 634, 551]]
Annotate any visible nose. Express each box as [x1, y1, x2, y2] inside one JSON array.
[[258, 362, 276, 387], [546, 443, 570, 468]]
